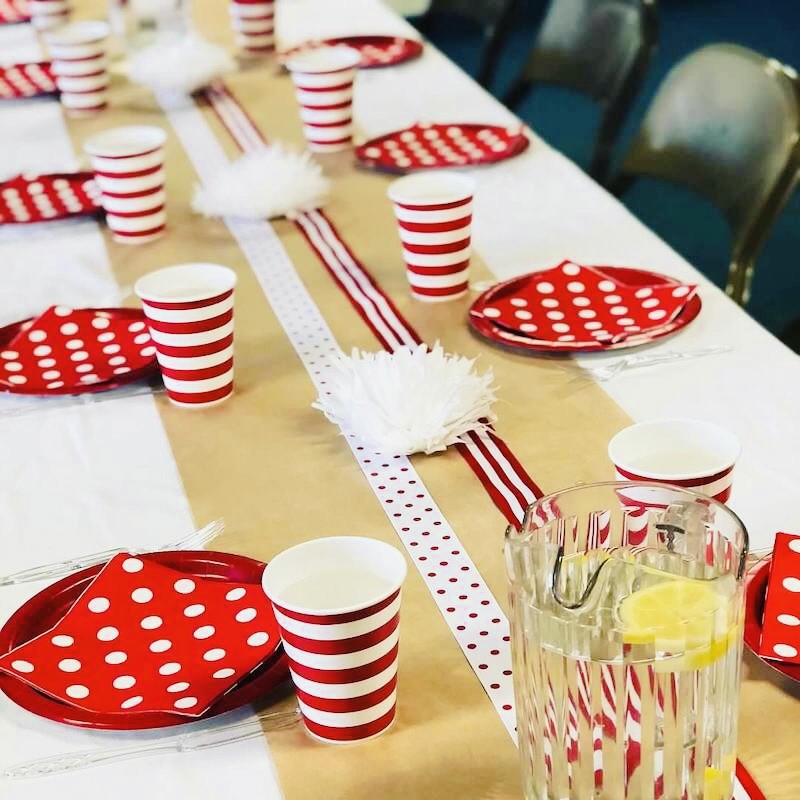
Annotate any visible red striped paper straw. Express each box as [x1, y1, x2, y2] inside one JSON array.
[[43, 21, 109, 117], [262, 536, 407, 744], [285, 46, 361, 153], [135, 263, 237, 408], [387, 172, 475, 302], [29, 0, 70, 30], [229, 0, 274, 55], [608, 419, 740, 504], [84, 125, 167, 245]]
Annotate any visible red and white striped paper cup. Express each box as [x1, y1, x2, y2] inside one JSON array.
[[29, 0, 70, 30], [84, 125, 167, 245], [229, 0, 275, 55], [608, 418, 741, 505], [134, 263, 237, 408], [285, 46, 361, 153], [262, 536, 407, 744], [388, 172, 475, 302], [43, 21, 109, 117]]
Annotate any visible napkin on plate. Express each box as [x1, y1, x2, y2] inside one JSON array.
[[0, 173, 101, 225], [0, 62, 56, 99], [758, 532, 800, 664], [0, 552, 280, 716], [0, 306, 156, 392], [473, 261, 696, 346]]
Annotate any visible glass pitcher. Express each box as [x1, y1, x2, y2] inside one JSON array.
[[505, 482, 748, 800]]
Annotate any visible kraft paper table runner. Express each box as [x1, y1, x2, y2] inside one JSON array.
[[52, 1, 800, 796]]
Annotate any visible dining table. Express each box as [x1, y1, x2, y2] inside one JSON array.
[[1, 0, 799, 798]]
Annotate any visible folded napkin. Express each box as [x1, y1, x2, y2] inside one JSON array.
[[0, 553, 280, 716], [0, 173, 101, 225], [356, 122, 528, 171], [0, 306, 156, 392], [0, 62, 56, 99], [474, 261, 696, 345], [758, 532, 800, 664]]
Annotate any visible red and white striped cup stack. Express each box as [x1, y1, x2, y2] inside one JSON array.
[[262, 537, 407, 744], [134, 264, 237, 408], [84, 126, 167, 245], [29, 0, 70, 30], [229, 0, 275, 55], [608, 418, 741, 506], [285, 46, 361, 153], [43, 21, 109, 116], [388, 172, 476, 302]]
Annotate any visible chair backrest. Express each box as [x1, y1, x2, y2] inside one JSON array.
[[524, 0, 658, 104], [424, 0, 515, 31], [618, 44, 800, 238]]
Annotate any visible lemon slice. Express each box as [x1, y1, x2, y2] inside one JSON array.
[[703, 755, 736, 800], [619, 575, 730, 658]]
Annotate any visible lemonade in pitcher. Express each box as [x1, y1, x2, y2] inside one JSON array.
[[505, 483, 747, 800]]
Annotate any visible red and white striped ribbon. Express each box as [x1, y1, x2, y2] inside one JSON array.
[[203, 82, 544, 527], [195, 82, 763, 800]]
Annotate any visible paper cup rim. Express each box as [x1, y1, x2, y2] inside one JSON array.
[[285, 45, 361, 74], [607, 418, 741, 482], [262, 536, 408, 616], [388, 172, 475, 206], [84, 125, 167, 158], [135, 263, 238, 304], [43, 20, 110, 45]]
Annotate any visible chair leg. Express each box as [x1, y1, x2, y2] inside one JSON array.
[[725, 256, 755, 307], [606, 173, 636, 198], [503, 77, 533, 110], [477, 27, 505, 89]]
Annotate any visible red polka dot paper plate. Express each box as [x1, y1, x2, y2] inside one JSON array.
[[0, 0, 29, 24], [469, 262, 701, 354], [280, 35, 423, 69], [0, 173, 102, 225], [0, 551, 290, 729], [0, 306, 160, 396], [0, 62, 56, 100], [745, 556, 800, 686], [356, 123, 530, 173]]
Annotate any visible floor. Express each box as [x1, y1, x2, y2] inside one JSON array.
[[411, 0, 800, 346]]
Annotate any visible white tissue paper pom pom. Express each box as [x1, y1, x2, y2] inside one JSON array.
[[312, 343, 497, 456], [192, 145, 330, 220], [130, 33, 236, 95]]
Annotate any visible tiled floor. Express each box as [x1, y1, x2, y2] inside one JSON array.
[[413, 0, 800, 345]]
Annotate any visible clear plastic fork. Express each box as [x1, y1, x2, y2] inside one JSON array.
[[1, 707, 301, 780], [570, 346, 732, 383], [0, 519, 223, 587]]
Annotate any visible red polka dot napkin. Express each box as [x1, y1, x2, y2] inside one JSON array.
[[0, 62, 56, 100], [0, 0, 29, 24], [0, 553, 280, 717], [0, 306, 156, 393], [0, 173, 102, 225], [757, 533, 800, 665], [280, 36, 423, 69], [356, 123, 529, 172], [473, 261, 697, 345]]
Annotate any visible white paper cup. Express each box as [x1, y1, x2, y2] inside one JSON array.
[[388, 172, 475, 302], [286, 46, 360, 153], [608, 419, 741, 504], [262, 536, 407, 744], [229, 0, 274, 53], [84, 126, 167, 244], [29, 0, 69, 30], [135, 263, 237, 408]]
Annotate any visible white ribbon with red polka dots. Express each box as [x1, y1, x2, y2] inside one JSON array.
[[159, 89, 519, 739]]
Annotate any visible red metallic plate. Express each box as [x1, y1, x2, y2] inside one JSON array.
[[745, 560, 800, 685], [468, 266, 702, 355], [0, 308, 159, 396], [356, 122, 530, 174], [0, 551, 291, 729], [281, 35, 423, 69]]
